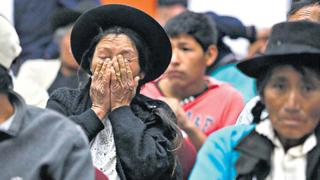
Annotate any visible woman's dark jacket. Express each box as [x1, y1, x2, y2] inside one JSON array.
[[46, 86, 182, 180]]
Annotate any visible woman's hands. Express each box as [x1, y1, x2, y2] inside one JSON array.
[[110, 55, 139, 111], [90, 59, 112, 120], [90, 55, 139, 120]]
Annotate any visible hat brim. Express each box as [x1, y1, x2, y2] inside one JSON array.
[[71, 4, 172, 83], [237, 53, 320, 78]]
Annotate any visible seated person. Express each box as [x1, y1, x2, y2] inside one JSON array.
[[141, 11, 244, 179], [190, 20, 320, 179], [156, 0, 270, 74], [236, 0, 320, 125], [0, 15, 94, 180], [14, 8, 88, 108], [46, 5, 182, 179]]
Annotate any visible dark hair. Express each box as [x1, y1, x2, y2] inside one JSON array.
[[80, 26, 152, 86], [164, 11, 218, 52], [288, 0, 320, 16], [157, 0, 188, 8], [252, 61, 320, 123], [0, 65, 13, 94]]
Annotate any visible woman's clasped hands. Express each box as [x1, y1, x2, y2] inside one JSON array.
[[90, 54, 140, 120]]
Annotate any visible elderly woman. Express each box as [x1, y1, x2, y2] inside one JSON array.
[[46, 4, 181, 180], [190, 20, 320, 179]]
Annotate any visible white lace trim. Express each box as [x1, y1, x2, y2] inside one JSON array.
[[90, 118, 120, 180]]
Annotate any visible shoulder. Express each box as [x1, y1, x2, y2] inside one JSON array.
[[206, 77, 244, 101], [140, 81, 162, 99], [133, 94, 177, 124], [136, 94, 173, 114], [19, 59, 60, 71], [25, 105, 88, 142], [198, 125, 255, 163], [49, 87, 81, 104], [207, 77, 241, 93], [207, 125, 255, 147]]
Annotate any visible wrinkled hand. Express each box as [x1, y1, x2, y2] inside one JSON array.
[[110, 55, 139, 111], [90, 59, 112, 120], [159, 97, 193, 131]]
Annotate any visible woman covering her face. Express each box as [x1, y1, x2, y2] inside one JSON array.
[[46, 5, 182, 180], [190, 20, 320, 180]]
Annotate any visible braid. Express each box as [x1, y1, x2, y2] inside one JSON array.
[[251, 100, 265, 124]]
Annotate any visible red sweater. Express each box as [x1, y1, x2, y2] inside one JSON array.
[[141, 77, 244, 136], [141, 77, 244, 179]]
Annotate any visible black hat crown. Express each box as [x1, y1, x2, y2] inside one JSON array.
[[265, 20, 320, 55], [71, 4, 172, 83], [237, 20, 320, 78]]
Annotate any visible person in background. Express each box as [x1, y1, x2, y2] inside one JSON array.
[[141, 11, 244, 179], [46, 4, 182, 180], [190, 20, 320, 180], [11, 0, 100, 74], [0, 15, 94, 180], [14, 7, 89, 108], [156, 0, 269, 103], [236, 0, 320, 125], [288, 0, 320, 21], [156, 0, 270, 74]]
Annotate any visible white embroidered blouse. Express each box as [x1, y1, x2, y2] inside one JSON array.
[[90, 118, 120, 180]]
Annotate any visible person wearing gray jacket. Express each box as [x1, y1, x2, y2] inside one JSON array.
[[0, 15, 94, 180]]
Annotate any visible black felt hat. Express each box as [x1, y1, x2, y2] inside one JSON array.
[[237, 20, 320, 78], [70, 4, 172, 83]]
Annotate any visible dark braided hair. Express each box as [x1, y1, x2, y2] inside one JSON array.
[[251, 100, 265, 124]]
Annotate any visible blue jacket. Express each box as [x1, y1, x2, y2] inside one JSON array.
[[190, 124, 320, 180], [189, 125, 255, 180]]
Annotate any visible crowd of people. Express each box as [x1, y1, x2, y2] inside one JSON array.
[[1, 0, 320, 179]]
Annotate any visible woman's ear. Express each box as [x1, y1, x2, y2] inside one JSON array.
[[204, 45, 218, 67]]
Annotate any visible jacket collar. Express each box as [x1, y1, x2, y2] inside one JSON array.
[[234, 129, 273, 179], [235, 125, 320, 180], [307, 126, 320, 179], [0, 90, 27, 138]]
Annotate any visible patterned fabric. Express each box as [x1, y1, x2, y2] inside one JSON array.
[[90, 118, 119, 180]]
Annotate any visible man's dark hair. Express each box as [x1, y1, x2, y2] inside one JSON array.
[[157, 0, 188, 8], [0, 65, 13, 94], [164, 11, 218, 51], [288, 0, 320, 16]]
